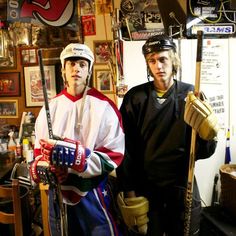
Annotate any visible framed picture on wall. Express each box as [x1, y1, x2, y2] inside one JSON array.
[[94, 69, 113, 93], [0, 46, 16, 70], [93, 40, 112, 64], [24, 65, 56, 107], [0, 30, 4, 58], [20, 47, 38, 65], [0, 100, 18, 118], [0, 72, 20, 96]]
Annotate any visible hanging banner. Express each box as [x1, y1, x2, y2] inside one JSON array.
[[7, 0, 78, 30]]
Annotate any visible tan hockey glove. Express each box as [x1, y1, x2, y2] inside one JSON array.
[[184, 91, 219, 140], [117, 192, 149, 235]]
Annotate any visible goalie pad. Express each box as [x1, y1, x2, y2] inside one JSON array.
[[117, 192, 149, 235], [184, 91, 219, 140]]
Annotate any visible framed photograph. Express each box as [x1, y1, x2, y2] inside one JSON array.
[[96, 0, 113, 15], [82, 15, 96, 36], [0, 72, 20, 96], [24, 65, 56, 107], [20, 47, 38, 65], [0, 30, 4, 58], [0, 46, 16, 70], [0, 100, 18, 118], [94, 40, 112, 64], [95, 69, 113, 93]]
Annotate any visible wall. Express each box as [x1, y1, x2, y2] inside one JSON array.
[[0, 1, 119, 134], [0, 47, 42, 126]]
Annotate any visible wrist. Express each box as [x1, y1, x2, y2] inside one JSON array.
[[72, 144, 90, 172]]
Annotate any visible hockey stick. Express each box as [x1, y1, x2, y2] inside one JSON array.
[[38, 49, 67, 236], [184, 30, 204, 236]]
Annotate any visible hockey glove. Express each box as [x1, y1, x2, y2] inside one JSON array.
[[117, 192, 149, 235], [40, 138, 91, 172], [184, 91, 219, 140], [30, 155, 57, 185]]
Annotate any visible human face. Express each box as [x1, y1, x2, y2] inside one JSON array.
[[147, 50, 174, 90], [63, 59, 89, 96]]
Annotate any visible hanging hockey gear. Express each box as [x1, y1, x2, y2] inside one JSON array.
[[184, 91, 219, 140], [40, 138, 91, 173], [117, 192, 149, 235]]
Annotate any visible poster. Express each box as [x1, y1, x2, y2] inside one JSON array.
[[201, 40, 224, 84], [7, 0, 78, 30], [186, 0, 236, 37], [120, 0, 165, 40]]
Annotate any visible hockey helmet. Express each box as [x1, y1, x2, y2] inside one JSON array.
[[60, 43, 94, 72], [142, 34, 176, 56]]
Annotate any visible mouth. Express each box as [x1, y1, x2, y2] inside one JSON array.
[[156, 72, 165, 76], [72, 74, 80, 78]]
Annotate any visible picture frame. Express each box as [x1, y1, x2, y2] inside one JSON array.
[[0, 72, 20, 96], [94, 69, 113, 93], [20, 47, 38, 65], [0, 46, 16, 70], [93, 40, 112, 64], [24, 65, 56, 107], [0, 29, 4, 58], [0, 100, 18, 118]]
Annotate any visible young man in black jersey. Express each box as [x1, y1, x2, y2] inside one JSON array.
[[117, 34, 219, 236]]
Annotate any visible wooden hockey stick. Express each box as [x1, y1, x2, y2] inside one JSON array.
[[38, 49, 68, 236], [184, 30, 204, 236]]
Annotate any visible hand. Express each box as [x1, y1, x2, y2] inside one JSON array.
[[184, 91, 219, 140], [30, 155, 57, 185], [40, 138, 91, 172], [51, 166, 68, 184], [117, 192, 149, 235]]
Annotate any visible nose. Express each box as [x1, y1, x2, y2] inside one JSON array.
[[156, 60, 162, 69], [73, 62, 81, 72]]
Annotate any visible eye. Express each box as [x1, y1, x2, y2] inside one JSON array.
[[159, 57, 168, 63], [148, 59, 156, 64], [70, 61, 76, 67], [79, 61, 87, 68]]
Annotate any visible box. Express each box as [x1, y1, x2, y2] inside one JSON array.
[[220, 164, 236, 219]]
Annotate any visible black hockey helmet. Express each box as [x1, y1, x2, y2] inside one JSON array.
[[142, 34, 176, 56]]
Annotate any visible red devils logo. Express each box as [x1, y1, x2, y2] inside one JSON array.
[[20, 0, 75, 27]]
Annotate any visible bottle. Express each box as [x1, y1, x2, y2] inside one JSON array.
[[8, 130, 16, 154], [22, 138, 30, 158], [15, 138, 22, 158], [31, 131, 36, 149]]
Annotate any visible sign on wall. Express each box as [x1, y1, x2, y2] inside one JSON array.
[[186, 0, 236, 37]]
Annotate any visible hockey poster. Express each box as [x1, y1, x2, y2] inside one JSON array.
[[120, 0, 165, 40]]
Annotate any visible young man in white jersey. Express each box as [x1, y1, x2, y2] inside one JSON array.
[[30, 43, 125, 235]]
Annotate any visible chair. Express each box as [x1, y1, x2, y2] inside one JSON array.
[[39, 183, 50, 236], [0, 179, 23, 236]]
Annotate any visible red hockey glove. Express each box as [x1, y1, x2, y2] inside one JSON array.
[[30, 155, 57, 185], [40, 138, 91, 172]]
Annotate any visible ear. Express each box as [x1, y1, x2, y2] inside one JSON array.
[[61, 68, 65, 74]]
